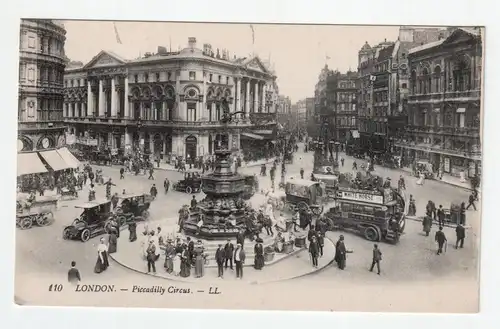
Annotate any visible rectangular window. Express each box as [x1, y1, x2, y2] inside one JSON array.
[[134, 75, 138, 83], [189, 72, 196, 80], [167, 72, 172, 81], [28, 36, 35, 48], [187, 103, 196, 121], [226, 77, 229, 85], [209, 74, 213, 82], [156, 73, 160, 82], [218, 75, 222, 83], [145, 74, 149, 82]]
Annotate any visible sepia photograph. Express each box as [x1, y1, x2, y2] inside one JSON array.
[[14, 18, 483, 312]]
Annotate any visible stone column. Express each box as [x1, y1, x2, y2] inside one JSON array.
[[124, 75, 129, 118], [230, 77, 235, 113], [210, 103, 215, 121], [235, 78, 241, 113], [87, 80, 93, 116], [98, 79, 104, 116], [245, 79, 250, 116], [111, 77, 117, 117], [202, 73, 207, 119], [175, 71, 181, 120], [263, 84, 267, 112], [254, 81, 259, 112]]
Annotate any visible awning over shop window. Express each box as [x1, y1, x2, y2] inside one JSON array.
[[17, 153, 48, 176], [39, 150, 71, 171], [254, 130, 273, 135], [56, 147, 81, 168], [241, 132, 265, 140], [351, 130, 360, 138]]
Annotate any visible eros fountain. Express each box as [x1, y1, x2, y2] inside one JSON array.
[[181, 99, 252, 239]]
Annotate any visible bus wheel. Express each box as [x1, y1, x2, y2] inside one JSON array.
[[364, 226, 380, 242]]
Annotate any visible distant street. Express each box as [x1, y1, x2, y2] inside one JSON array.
[[15, 143, 479, 288]]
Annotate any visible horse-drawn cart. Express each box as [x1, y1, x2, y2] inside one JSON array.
[[16, 196, 57, 230], [283, 179, 325, 215]]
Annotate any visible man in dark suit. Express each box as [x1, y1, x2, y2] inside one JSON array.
[[435, 226, 447, 255], [224, 239, 234, 270], [369, 244, 382, 275], [215, 244, 225, 278], [67, 261, 81, 285], [234, 243, 246, 279], [437, 205, 446, 227], [455, 223, 466, 249], [308, 236, 319, 268]]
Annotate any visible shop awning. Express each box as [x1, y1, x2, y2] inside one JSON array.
[[254, 130, 273, 135], [241, 132, 265, 140], [17, 153, 48, 176], [56, 147, 81, 168], [39, 150, 71, 171]]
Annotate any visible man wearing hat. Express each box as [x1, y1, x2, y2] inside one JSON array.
[[224, 239, 234, 270], [215, 244, 225, 278], [335, 235, 348, 270], [234, 243, 246, 279]]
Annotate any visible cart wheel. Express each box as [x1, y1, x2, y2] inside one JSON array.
[[185, 186, 193, 194], [364, 226, 380, 242], [312, 206, 324, 215], [35, 214, 47, 226], [117, 216, 127, 226], [297, 202, 308, 212], [20, 217, 33, 230], [63, 227, 72, 240], [80, 229, 91, 242], [141, 210, 150, 219]]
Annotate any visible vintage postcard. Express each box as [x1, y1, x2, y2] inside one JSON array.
[[15, 20, 482, 312]]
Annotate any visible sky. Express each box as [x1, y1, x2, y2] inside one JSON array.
[[63, 20, 399, 103]]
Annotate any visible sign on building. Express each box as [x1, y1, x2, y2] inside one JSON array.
[[336, 190, 384, 204]]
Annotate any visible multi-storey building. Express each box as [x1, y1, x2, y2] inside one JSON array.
[[294, 99, 307, 129], [305, 97, 315, 136], [324, 70, 358, 144], [313, 64, 331, 138], [18, 19, 67, 153], [277, 95, 292, 128], [395, 28, 482, 179], [357, 39, 395, 154], [64, 37, 278, 160]]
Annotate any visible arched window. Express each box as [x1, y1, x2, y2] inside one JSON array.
[[453, 58, 471, 92], [422, 68, 430, 94], [433, 66, 442, 93], [410, 70, 417, 94]]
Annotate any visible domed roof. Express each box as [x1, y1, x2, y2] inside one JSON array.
[[360, 41, 371, 51]]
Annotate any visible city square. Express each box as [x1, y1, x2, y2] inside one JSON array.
[[15, 20, 481, 309]]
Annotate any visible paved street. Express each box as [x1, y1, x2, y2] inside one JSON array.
[[15, 143, 479, 294]]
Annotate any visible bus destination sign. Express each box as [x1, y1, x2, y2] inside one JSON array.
[[336, 190, 384, 204]]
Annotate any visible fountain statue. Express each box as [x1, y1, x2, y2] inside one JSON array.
[[181, 98, 251, 239]]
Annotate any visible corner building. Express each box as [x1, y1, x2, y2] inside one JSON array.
[[64, 37, 278, 160], [18, 19, 67, 152], [398, 28, 482, 179]]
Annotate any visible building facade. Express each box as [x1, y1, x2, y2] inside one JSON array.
[[325, 70, 358, 144], [395, 28, 482, 179], [294, 99, 307, 129], [277, 95, 292, 128], [305, 97, 315, 136], [64, 37, 278, 160], [18, 19, 67, 153]]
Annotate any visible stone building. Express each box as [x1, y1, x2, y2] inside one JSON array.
[[64, 37, 278, 160], [18, 19, 67, 153], [396, 28, 482, 179]]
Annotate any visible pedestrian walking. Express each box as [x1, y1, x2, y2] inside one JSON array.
[[369, 244, 382, 275], [224, 239, 234, 270], [94, 238, 109, 274], [148, 167, 155, 180], [146, 240, 157, 274], [300, 168, 304, 179], [309, 236, 319, 268], [120, 167, 125, 179], [466, 193, 477, 210], [455, 223, 465, 249], [215, 244, 225, 278], [67, 261, 81, 285], [104, 178, 116, 200], [164, 178, 170, 194], [334, 235, 352, 270], [422, 215, 432, 236], [435, 226, 447, 255], [437, 205, 446, 227], [128, 221, 137, 242], [150, 184, 158, 199], [234, 243, 246, 279], [340, 157, 344, 167]]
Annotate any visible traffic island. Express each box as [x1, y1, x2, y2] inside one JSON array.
[[109, 221, 335, 284]]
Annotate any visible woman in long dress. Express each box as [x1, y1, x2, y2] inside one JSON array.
[[254, 242, 265, 270], [164, 240, 175, 273], [194, 240, 205, 278], [172, 253, 181, 276], [180, 247, 191, 278], [416, 172, 425, 186], [94, 238, 109, 273], [108, 230, 118, 254]]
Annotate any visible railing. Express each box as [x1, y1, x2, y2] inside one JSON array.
[[405, 125, 480, 137], [408, 90, 481, 103]]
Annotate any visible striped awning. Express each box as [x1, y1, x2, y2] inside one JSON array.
[[39, 150, 71, 171], [241, 132, 264, 140], [56, 147, 81, 168], [17, 153, 48, 176]]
